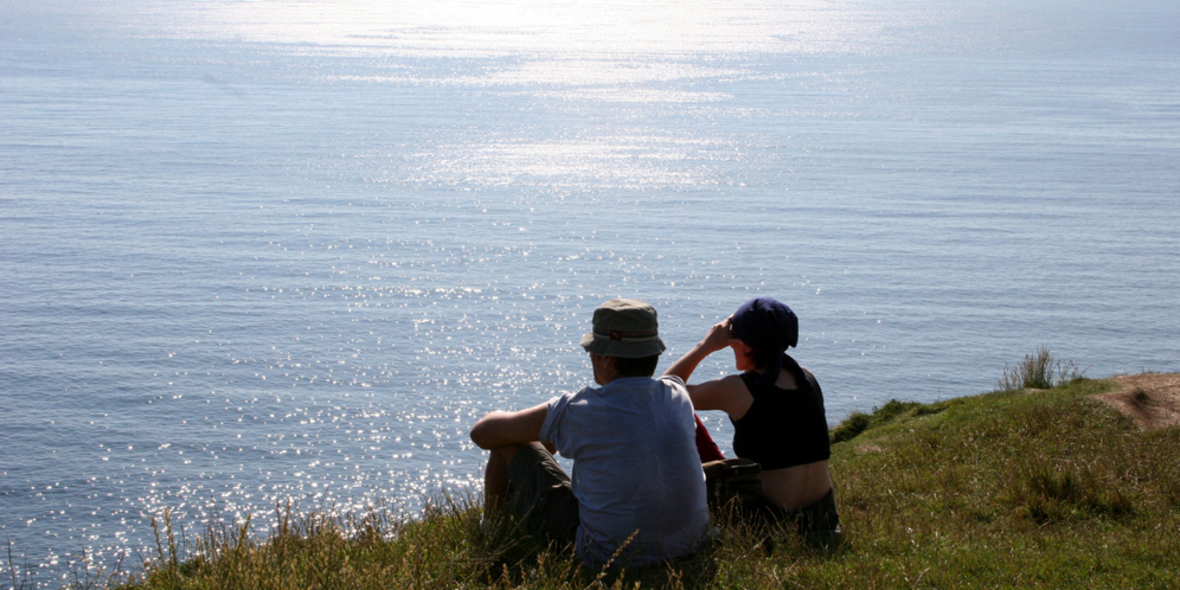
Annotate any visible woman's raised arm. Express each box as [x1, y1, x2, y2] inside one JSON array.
[[663, 317, 734, 382]]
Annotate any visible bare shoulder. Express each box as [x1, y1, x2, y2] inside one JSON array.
[[801, 366, 821, 387], [687, 374, 753, 419]]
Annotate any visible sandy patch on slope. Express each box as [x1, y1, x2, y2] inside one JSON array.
[[1096, 373, 1180, 430]]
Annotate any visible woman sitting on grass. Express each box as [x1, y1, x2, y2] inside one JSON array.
[[666, 297, 841, 542]]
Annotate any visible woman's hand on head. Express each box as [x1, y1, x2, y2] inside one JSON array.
[[701, 316, 735, 353], [664, 315, 737, 382]]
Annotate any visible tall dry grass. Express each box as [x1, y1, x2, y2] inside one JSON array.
[[995, 345, 1087, 391]]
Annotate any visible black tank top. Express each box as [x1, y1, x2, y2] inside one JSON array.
[[731, 361, 831, 470]]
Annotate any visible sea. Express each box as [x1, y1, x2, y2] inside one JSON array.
[[2, 0, 1178, 585]]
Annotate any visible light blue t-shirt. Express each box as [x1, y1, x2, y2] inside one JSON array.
[[540, 375, 709, 566]]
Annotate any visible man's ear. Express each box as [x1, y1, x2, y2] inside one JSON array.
[[590, 353, 617, 385]]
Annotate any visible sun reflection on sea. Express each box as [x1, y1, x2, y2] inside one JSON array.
[[135, 0, 864, 57]]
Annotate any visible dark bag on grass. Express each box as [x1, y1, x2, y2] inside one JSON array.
[[702, 457, 762, 510]]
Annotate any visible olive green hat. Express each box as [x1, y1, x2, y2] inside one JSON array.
[[579, 298, 666, 358]]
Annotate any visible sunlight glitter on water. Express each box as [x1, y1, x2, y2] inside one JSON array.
[[4, 0, 1180, 586], [121, 0, 866, 56]]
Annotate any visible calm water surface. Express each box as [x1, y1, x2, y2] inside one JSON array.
[[2, 0, 1179, 584]]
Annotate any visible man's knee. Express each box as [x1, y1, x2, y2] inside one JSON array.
[[502, 443, 577, 546], [489, 442, 532, 467]]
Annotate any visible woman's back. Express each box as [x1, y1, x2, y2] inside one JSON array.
[[731, 367, 833, 511], [732, 367, 830, 468]]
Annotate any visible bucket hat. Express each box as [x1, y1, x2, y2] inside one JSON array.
[[579, 298, 666, 358]]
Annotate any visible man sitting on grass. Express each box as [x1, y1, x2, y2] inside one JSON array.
[[470, 298, 710, 568]]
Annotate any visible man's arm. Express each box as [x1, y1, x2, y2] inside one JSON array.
[[470, 402, 550, 450], [470, 402, 553, 514]]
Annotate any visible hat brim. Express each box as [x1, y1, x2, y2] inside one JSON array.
[[580, 331, 666, 358]]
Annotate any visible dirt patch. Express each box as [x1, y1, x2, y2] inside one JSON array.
[[1096, 373, 1180, 430]]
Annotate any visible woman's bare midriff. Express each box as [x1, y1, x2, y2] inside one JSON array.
[[757, 460, 832, 511], [716, 369, 833, 511]]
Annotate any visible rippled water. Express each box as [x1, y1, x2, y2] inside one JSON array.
[[2, 0, 1179, 584]]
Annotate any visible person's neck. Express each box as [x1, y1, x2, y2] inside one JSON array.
[[600, 374, 654, 387]]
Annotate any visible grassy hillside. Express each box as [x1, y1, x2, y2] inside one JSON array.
[[821, 377, 1179, 588], [30, 372, 1180, 589]]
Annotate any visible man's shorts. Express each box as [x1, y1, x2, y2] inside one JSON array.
[[505, 442, 580, 547]]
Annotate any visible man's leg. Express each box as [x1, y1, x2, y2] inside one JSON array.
[[489, 442, 579, 548], [483, 443, 525, 515]]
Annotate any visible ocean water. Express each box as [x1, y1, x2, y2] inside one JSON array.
[[2, 0, 1179, 584]]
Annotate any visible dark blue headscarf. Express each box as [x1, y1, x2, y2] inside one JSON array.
[[730, 297, 800, 386]]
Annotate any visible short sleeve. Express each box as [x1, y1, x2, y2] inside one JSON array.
[[658, 374, 686, 390], [539, 391, 574, 449]]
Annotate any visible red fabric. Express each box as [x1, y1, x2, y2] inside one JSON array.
[[694, 414, 725, 462]]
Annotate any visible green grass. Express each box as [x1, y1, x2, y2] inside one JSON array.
[[995, 345, 1087, 391], [826, 377, 1180, 588], [20, 368, 1180, 589]]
